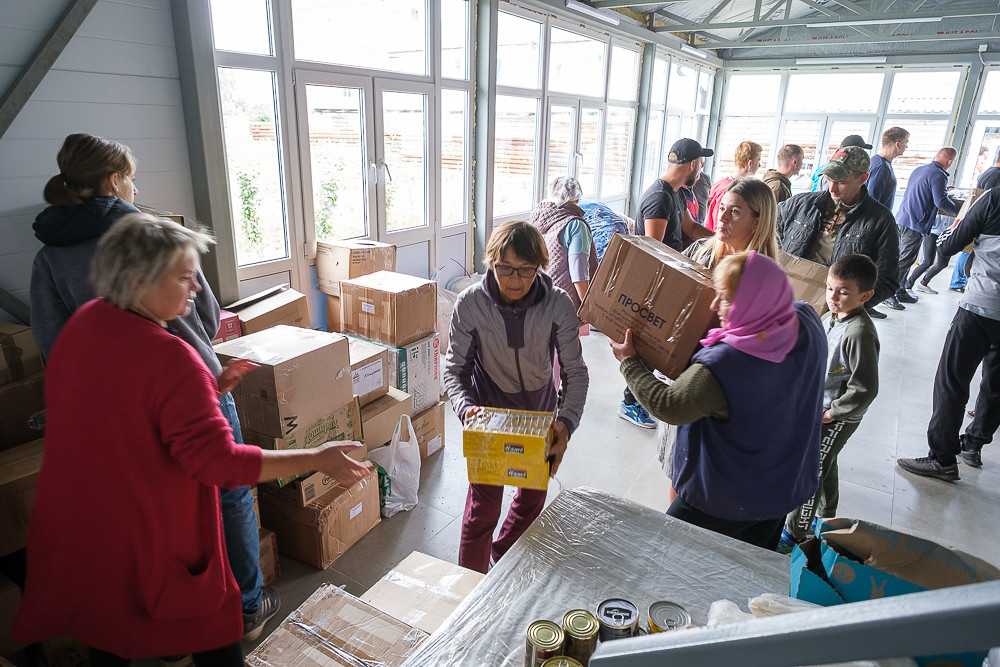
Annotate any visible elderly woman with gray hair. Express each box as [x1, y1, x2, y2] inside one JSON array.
[[13, 214, 372, 665], [528, 176, 599, 316]]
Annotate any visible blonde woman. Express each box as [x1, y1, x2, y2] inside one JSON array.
[[686, 177, 779, 269]]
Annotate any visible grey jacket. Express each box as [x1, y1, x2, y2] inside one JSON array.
[[777, 188, 900, 304], [940, 187, 1000, 319], [822, 308, 880, 423], [443, 271, 588, 435]]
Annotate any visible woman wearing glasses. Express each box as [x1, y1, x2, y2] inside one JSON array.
[[443, 221, 590, 574]]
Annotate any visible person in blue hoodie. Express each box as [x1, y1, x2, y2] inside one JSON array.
[[29, 133, 279, 642]]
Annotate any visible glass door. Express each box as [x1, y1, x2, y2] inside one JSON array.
[[545, 99, 605, 201]]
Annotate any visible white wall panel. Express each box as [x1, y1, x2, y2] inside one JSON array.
[[5, 101, 185, 141]]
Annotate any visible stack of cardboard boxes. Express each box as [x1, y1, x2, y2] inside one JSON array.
[[0, 323, 46, 454], [318, 241, 447, 464]]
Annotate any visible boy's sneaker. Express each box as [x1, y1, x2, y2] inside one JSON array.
[[776, 529, 803, 556], [243, 587, 281, 642], [882, 295, 905, 311], [896, 456, 960, 482], [915, 283, 938, 294], [960, 438, 983, 468], [618, 401, 655, 429]]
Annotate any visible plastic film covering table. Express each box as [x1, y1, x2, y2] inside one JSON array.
[[402, 487, 789, 666]]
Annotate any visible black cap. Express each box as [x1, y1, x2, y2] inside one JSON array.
[[667, 138, 713, 164], [841, 134, 873, 150]]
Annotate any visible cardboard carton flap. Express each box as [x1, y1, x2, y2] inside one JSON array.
[[215, 325, 348, 367], [226, 284, 291, 312], [819, 519, 1000, 590]]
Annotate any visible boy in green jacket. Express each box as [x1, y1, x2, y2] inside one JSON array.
[[779, 254, 881, 552]]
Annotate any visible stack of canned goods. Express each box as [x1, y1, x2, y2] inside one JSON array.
[[525, 599, 692, 667]]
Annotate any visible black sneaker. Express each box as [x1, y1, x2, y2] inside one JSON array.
[[243, 586, 281, 642], [949, 287, 965, 293], [865, 306, 887, 320], [882, 295, 905, 311], [960, 438, 983, 468], [897, 456, 959, 481], [897, 290, 919, 304]]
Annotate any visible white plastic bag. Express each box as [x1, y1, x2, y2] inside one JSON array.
[[368, 414, 421, 518], [707, 599, 754, 626]]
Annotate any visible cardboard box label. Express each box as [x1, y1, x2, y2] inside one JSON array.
[[350, 501, 363, 520], [354, 360, 384, 398], [362, 301, 375, 314], [426, 434, 443, 457]]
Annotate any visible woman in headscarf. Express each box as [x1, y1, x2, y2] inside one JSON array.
[[611, 251, 826, 549]]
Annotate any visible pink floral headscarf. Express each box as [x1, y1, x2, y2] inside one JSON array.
[[699, 251, 799, 363]]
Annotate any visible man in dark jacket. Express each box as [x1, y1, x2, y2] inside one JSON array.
[[777, 146, 899, 316], [897, 187, 1000, 480], [883, 147, 959, 311]]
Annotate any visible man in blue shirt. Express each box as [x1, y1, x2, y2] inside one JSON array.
[[883, 148, 960, 311], [867, 127, 909, 211]]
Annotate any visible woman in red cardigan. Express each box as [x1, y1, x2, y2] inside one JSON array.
[[13, 214, 372, 665]]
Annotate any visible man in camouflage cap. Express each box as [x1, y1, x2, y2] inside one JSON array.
[[776, 145, 899, 313]]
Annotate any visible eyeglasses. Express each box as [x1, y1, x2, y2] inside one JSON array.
[[494, 264, 538, 279]]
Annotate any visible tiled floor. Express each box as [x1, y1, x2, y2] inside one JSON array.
[[248, 283, 998, 651]]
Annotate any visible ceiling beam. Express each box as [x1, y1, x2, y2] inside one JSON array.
[[797, 0, 839, 18], [650, 7, 1000, 32], [698, 29, 1000, 49]]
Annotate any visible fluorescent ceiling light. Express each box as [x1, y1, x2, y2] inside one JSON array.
[[565, 0, 621, 26], [812, 16, 943, 28], [681, 44, 710, 59], [795, 56, 888, 65]]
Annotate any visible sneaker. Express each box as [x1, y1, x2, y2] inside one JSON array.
[[776, 529, 803, 556], [882, 295, 905, 311], [865, 306, 887, 320], [897, 456, 959, 482], [949, 286, 965, 293], [897, 290, 919, 304], [915, 283, 938, 295], [960, 438, 983, 468], [243, 587, 281, 642], [618, 401, 655, 429]]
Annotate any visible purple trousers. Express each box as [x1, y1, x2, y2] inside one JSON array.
[[459, 483, 547, 574]]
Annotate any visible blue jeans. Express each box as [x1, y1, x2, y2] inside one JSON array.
[[950, 252, 970, 289], [219, 392, 263, 614]]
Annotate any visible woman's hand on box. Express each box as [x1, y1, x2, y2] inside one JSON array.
[[217, 358, 259, 396], [549, 420, 569, 476], [609, 328, 637, 363], [313, 442, 373, 486], [463, 406, 482, 425]]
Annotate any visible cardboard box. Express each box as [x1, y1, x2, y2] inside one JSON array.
[[361, 551, 484, 634], [0, 574, 24, 658], [361, 387, 413, 452], [259, 528, 280, 586], [0, 438, 43, 558], [412, 401, 446, 460], [341, 271, 437, 348], [265, 470, 342, 507], [0, 372, 45, 452], [316, 240, 396, 297], [462, 408, 552, 460], [348, 338, 392, 406], [0, 322, 44, 386], [259, 469, 380, 569], [226, 285, 311, 335], [956, 187, 985, 224], [466, 456, 549, 491], [216, 326, 353, 448], [251, 486, 260, 529], [579, 234, 717, 380], [366, 333, 442, 414], [778, 250, 830, 317], [327, 295, 343, 333], [212, 309, 241, 345], [246, 583, 427, 667], [136, 203, 185, 227]]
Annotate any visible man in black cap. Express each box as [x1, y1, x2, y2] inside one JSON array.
[[618, 138, 714, 429]]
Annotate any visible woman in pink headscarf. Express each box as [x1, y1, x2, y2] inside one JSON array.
[[611, 251, 826, 549]]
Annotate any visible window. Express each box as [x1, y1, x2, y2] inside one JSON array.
[[493, 95, 538, 216], [497, 12, 541, 89], [441, 0, 469, 80], [784, 73, 884, 114], [666, 63, 698, 111], [888, 71, 960, 114], [209, 0, 272, 55], [882, 118, 950, 190], [291, 0, 427, 75], [602, 106, 634, 196], [548, 27, 606, 98], [716, 117, 775, 177], [608, 46, 639, 102], [382, 91, 429, 231], [441, 89, 468, 226], [724, 74, 780, 114]]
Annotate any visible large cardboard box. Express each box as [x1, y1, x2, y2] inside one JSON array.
[[212, 309, 241, 345], [579, 234, 717, 380], [778, 250, 830, 316], [246, 583, 427, 667], [341, 271, 437, 348], [954, 187, 985, 222], [0, 322, 44, 386], [366, 333, 441, 414], [326, 295, 343, 333], [0, 438, 43, 558], [361, 387, 413, 452], [258, 528, 280, 586], [316, 240, 396, 297], [216, 326, 353, 448], [361, 551, 484, 634], [0, 372, 45, 452], [265, 470, 341, 507], [226, 285, 311, 335], [259, 469, 380, 569], [348, 338, 392, 406], [0, 574, 24, 658], [412, 401, 446, 460]]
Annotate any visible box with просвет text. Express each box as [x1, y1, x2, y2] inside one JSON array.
[[579, 234, 718, 380]]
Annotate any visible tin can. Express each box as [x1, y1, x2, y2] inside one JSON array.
[[562, 609, 599, 666], [596, 598, 639, 641], [647, 601, 692, 633], [541, 658, 583, 667], [525, 620, 564, 667]]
